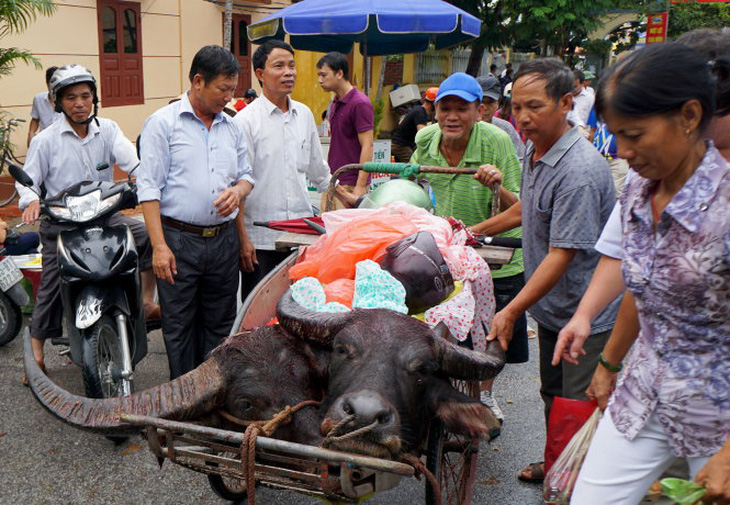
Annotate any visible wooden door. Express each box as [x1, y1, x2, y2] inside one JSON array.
[[97, 0, 144, 107], [228, 14, 252, 96]]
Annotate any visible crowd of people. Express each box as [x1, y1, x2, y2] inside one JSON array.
[[13, 27, 729, 504]]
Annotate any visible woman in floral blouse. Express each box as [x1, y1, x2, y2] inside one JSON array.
[[570, 43, 730, 504]]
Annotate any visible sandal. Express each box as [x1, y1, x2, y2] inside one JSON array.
[[518, 461, 545, 483]]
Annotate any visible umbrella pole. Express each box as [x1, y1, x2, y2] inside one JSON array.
[[363, 37, 369, 96]]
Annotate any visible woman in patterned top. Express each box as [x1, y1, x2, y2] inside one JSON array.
[[569, 43, 730, 505]]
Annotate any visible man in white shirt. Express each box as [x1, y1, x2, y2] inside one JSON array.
[[233, 40, 330, 302], [19, 64, 157, 376], [26, 66, 61, 147], [566, 69, 594, 128]]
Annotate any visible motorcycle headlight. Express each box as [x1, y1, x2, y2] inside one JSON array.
[[49, 190, 123, 222]]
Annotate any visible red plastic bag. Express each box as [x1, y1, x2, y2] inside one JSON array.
[[544, 397, 597, 474], [543, 407, 601, 504], [289, 214, 417, 284]]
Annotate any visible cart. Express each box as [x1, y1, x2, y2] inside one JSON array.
[[125, 163, 508, 504]]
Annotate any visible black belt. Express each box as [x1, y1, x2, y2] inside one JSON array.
[[161, 216, 233, 237]]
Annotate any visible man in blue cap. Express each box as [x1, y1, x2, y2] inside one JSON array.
[[410, 72, 527, 424]]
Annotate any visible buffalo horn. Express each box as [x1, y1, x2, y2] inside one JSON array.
[[434, 335, 506, 380], [276, 289, 350, 347], [23, 333, 226, 435]]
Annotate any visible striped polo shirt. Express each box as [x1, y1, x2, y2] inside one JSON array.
[[411, 121, 524, 278]]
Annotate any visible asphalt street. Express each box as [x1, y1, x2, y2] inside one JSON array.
[[1, 317, 546, 505]]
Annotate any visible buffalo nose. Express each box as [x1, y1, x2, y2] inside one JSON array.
[[341, 391, 396, 428]]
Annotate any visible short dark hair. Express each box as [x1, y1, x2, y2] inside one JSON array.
[[573, 69, 585, 83], [513, 58, 574, 103], [45, 66, 58, 85], [189, 45, 240, 84], [252, 40, 295, 72], [317, 52, 349, 80], [596, 42, 715, 132], [490, 63, 497, 72], [677, 28, 730, 116]]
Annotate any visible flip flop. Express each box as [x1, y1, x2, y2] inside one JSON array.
[[518, 461, 545, 483]]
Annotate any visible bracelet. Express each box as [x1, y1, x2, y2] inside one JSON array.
[[598, 352, 623, 373]]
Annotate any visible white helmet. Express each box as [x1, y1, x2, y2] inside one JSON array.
[[50, 64, 97, 104], [49, 64, 99, 122]]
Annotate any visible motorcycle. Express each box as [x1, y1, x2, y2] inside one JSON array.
[[9, 162, 148, 400], [0, 229, 38, 346]]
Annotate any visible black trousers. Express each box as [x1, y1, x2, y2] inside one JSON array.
[[240, 249, 292, 304], [493, 273, 529, 364], [157, 225, 239, 380]]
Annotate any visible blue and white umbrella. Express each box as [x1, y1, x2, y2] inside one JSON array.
[[247, 0, 481, 56]]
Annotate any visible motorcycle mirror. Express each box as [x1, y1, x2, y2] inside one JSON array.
[[6, 161, 34, 188]]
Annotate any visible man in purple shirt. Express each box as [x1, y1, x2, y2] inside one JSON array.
[[317, 52, 373, 209]]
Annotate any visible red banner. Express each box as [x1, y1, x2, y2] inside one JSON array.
[[646, 12, 668, 44]]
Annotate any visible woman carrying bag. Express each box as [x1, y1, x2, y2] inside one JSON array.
[[569, 43, 730, 505]]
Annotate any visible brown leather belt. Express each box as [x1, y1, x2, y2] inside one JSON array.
[[161, 216, 233, 238]]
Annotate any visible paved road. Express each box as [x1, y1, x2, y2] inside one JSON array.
[[0, 318, 546, 505]]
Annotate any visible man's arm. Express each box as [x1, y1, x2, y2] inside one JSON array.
[[236, 199, 256, 272], [488, 246, 578, 350], [305, 110, 331, 192], [469, 201, 522, 235], [141, 200, 176, 284], [26, 118, 40, 148], [214, 180, 253, 217], [354, 128, 374, 197]]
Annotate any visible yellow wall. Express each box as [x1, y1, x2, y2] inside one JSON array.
[[291, 49, 330, 124]]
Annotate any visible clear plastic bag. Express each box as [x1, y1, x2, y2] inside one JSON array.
[[543, 408, 602, 504]]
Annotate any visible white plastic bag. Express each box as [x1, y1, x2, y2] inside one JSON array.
[[543, 408, 602, 504]]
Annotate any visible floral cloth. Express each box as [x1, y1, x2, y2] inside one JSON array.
[[610, 144, 730, 457]]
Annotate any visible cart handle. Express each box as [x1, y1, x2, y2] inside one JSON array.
[[325, 162, 498, 213]]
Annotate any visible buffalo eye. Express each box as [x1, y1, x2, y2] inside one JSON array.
[[333, 344, 352, 359], [237, 400, 252, 411]]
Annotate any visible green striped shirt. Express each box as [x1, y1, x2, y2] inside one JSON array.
[[411, 121, 524, 278]]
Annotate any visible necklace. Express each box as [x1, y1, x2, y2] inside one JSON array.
[[440, 140, 464, 167]]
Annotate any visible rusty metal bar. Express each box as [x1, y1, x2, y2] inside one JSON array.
[[122, 414, 415, 477]]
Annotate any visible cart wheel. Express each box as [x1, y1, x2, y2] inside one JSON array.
[[425, 380, 480, 505], [208, 473, 248, 502], [207, 450, 249, 502]]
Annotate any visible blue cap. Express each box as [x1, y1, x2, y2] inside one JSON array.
[[436, 72, 483, 103]]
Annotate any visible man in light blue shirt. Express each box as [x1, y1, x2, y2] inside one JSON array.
[[138, 45, 254, 379]]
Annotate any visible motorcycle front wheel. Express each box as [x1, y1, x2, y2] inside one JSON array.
[[81, 314, 134, 399], [0, 290, 22, 346]]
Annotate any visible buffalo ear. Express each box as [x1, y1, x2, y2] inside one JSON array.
[[428, 379, 501, 440], [435, 401, 501, 441], [277, 290, 351, 348]]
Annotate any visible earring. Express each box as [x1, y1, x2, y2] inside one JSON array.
[[685, 129, 692, 137]]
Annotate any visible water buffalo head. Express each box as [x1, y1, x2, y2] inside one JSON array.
[[277, 291, 505, 459], [23, 327, 325, 445]]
